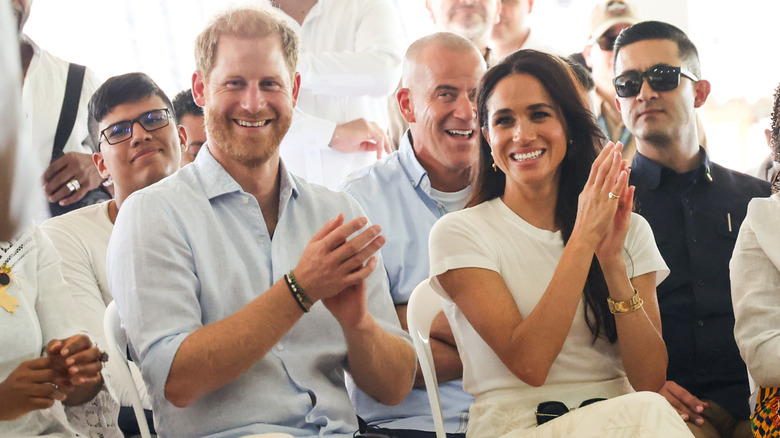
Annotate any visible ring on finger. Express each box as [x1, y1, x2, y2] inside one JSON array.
[[608, 191, 620, 200], [66, 179, 80, 193]]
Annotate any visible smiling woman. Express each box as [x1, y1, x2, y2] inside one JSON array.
[[427, 50, 693, 436]]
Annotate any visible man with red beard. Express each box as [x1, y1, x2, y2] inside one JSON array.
[[106, 4, 416, 437]]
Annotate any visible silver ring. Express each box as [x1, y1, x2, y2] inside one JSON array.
[[66, 179, 80, 193], [608, 191, 620, 200]]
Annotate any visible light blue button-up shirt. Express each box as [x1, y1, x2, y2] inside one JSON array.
[[340, 132, 472, 433], [107, 146, 407, 438]]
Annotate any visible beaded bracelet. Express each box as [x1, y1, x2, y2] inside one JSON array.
[[284, 270, 313, 313]]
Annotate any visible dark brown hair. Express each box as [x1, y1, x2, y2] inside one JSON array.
[[472, 49, 617, 343]]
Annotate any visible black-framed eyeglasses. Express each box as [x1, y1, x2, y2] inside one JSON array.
[[99, 108, 171, 145], [535, 398, 606, 426], [592, 33, 618, 51], [613, 64, 699, 98]]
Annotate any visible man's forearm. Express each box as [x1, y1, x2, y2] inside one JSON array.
[[413, 339, 462, 388], [164, 280, 303, 407], [343, 316, 416, 406]]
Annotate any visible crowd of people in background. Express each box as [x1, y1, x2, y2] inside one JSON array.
[[2, 0, 779, 437]]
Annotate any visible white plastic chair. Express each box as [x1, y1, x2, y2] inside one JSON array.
[[406, 280, 447, 438], [103, 301, 152, 438]]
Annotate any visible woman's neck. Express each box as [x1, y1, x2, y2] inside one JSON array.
[[501, 179, 560, 232]]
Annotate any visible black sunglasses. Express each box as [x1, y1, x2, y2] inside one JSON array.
[[613, 64, 699, 98], [593, 33, 618, 51], [535, 398, 606, 426], [100, 108, 171, 145]]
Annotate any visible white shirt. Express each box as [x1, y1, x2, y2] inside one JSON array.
[[21, 37, 101, 187], [279, 0, 404, 189], [730, 193, 780, 387], [0, 226, 80, 436], [42, 201, 151, 409], [429, 198, 668, 398]]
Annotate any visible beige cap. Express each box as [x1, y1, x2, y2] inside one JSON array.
[[587, 0, 640, 42]]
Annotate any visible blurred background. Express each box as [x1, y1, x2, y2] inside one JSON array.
[[24, 0, 778, 173]]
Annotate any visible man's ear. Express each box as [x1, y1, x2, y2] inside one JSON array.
[[425, 0, 435, 23], [614, 96, 622, 113], [582, 44, 593, 69], [397, 88, 415, 124], [192, 71, 206, 107], [177, 124, 188, 154], [93, 152, 110, 180], [693, 79, 711, 109], [527, 0, 535, 13], [291, 72, 301, 107]]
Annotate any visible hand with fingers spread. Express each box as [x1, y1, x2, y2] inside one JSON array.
[[329, 118, 392, 159], [292, 213, 386, 305], [43, 152, 104, 206], [0, 357, 68, 421], [571, 142, 631, 251], [660, 380, 709, 425]]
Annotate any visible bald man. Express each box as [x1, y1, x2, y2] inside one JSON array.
[[341, 32, 486, 438]]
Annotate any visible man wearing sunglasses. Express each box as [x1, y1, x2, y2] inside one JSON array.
[[42, 72, 187, 435], [614, 21, 769, 438], [582, 0, 639, 160]]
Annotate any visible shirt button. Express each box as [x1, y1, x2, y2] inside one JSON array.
[[242, 196, 249, 204], [691, 237, 698, 243], [697, 320, 705, 327], [697, 280, 704, 286], [276, 344, 284, 351], [257, 238, 265, 244], [683, 197, 690, 203]]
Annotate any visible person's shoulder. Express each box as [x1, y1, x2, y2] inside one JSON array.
[[434, 200, 493, 230], [340, 151, 403, 192], [42, 201, 110, 234], [711, 162, 771, 196], [747, 192, 780, 217], [295, 173, 362, 212], [122, 169, 201, 217]]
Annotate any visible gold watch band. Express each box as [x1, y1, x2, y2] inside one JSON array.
[[607, 288, 644, 314]]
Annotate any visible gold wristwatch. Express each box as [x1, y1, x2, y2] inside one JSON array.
[[607, 288, 644, 315]]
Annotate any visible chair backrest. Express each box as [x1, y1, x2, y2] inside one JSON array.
[[103, 301, 152, 438], [406, 279, 447, 438]]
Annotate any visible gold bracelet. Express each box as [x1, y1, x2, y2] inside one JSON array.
[[607, 288, 644, 315]]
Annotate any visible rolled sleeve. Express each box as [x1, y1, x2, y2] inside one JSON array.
[[107, 191, 202, 402]]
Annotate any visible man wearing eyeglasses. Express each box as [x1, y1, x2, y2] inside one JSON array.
[[614, 21, 769, 438], [42, 72, 187, 435]]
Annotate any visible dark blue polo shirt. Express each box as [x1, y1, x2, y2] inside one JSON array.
[[630, 149, 770, 418]]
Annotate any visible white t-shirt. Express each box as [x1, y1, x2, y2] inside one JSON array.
[[428, 197, 668, 398], [42, 201, 150, 409]]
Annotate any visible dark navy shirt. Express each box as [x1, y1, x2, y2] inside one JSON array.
[[630, 149, 770, 418]]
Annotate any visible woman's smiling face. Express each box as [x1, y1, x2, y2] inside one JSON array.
[[483, 73, 568, 192]]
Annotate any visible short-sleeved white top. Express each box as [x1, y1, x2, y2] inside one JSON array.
[[428, 197, 669, 398]]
